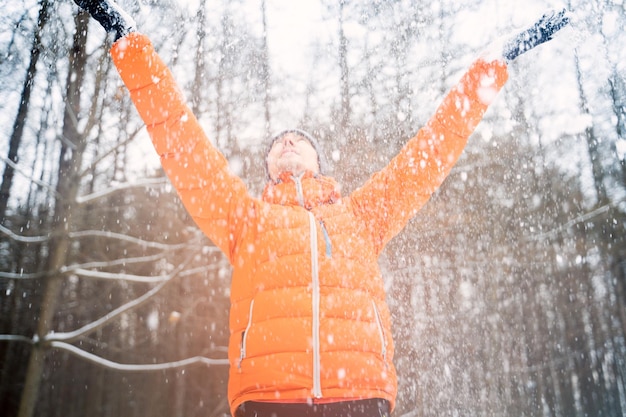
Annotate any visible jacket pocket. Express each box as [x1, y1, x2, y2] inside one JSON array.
[[372, 300, 387, 361], [238, 299, 255, 369]]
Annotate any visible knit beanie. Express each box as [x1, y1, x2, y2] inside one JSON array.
[[265, 129, 328, 178]]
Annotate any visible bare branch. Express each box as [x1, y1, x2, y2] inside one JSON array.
[[65, 268, 173, 283], [0, 223, 49, 243], [524, 203, 613, 241], [66, 263, 223, 282], [69, 229, 196, 250], [0, 223, 209, 250], [0, 156, 60, 198], [49, 341, 229, 371], [46, 254, 195, 344], [0, 271, 47, 279], [78, 126, 145, 178], [75, 177, 169, 204], [0, 334, 33, 343]]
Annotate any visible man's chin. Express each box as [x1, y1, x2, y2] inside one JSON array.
[[278, 167, 305, 177], [277, 162, 302, 173]]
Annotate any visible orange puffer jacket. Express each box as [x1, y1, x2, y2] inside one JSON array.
[[110, 33, 508, 416]]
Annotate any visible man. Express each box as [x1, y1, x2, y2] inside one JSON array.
[[73, 1, 569, 416]]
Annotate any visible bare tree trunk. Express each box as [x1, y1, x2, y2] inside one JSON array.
[[260, 0, 272, 137], [606, 70, 626, 367], [215, 6, 229, 152], [0, 0, 50, 220], [608, 71, 626, 189], [191, 0, 207, 117], [17, 11, 90, 417], [338, 1, 350, 133], [574, 52, 609, 206]]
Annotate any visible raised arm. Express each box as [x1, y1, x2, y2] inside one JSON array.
[[74, 0, 254, 261], [350, 9, 570, 254], [350, 58, 508, 254]]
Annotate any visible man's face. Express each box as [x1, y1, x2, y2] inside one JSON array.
[[266, 133, 320, 181]]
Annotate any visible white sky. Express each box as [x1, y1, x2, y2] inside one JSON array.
[[264, 0, 332, 73]]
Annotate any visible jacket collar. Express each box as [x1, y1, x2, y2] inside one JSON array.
[[262, 171, 341, 210]]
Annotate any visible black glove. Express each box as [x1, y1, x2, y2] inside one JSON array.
[[503, 9, 570, 62], [74, 0, 136, 41]]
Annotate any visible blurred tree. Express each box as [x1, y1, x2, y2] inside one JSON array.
[[17, 9, 92, 417], [0, 0, 50, 220]]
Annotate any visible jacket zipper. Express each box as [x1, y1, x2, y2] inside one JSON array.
[[372, 300, 388, 362], [295, 175, 322, 397], [238, 299, 255, 370], [308, 211, 322, 398]]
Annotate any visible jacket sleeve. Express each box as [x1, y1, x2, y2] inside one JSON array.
[[110, 32, 252, 262], [350, 58, 509, 255]]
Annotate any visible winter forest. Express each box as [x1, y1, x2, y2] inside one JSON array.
[[1, 0, 625, 416]]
